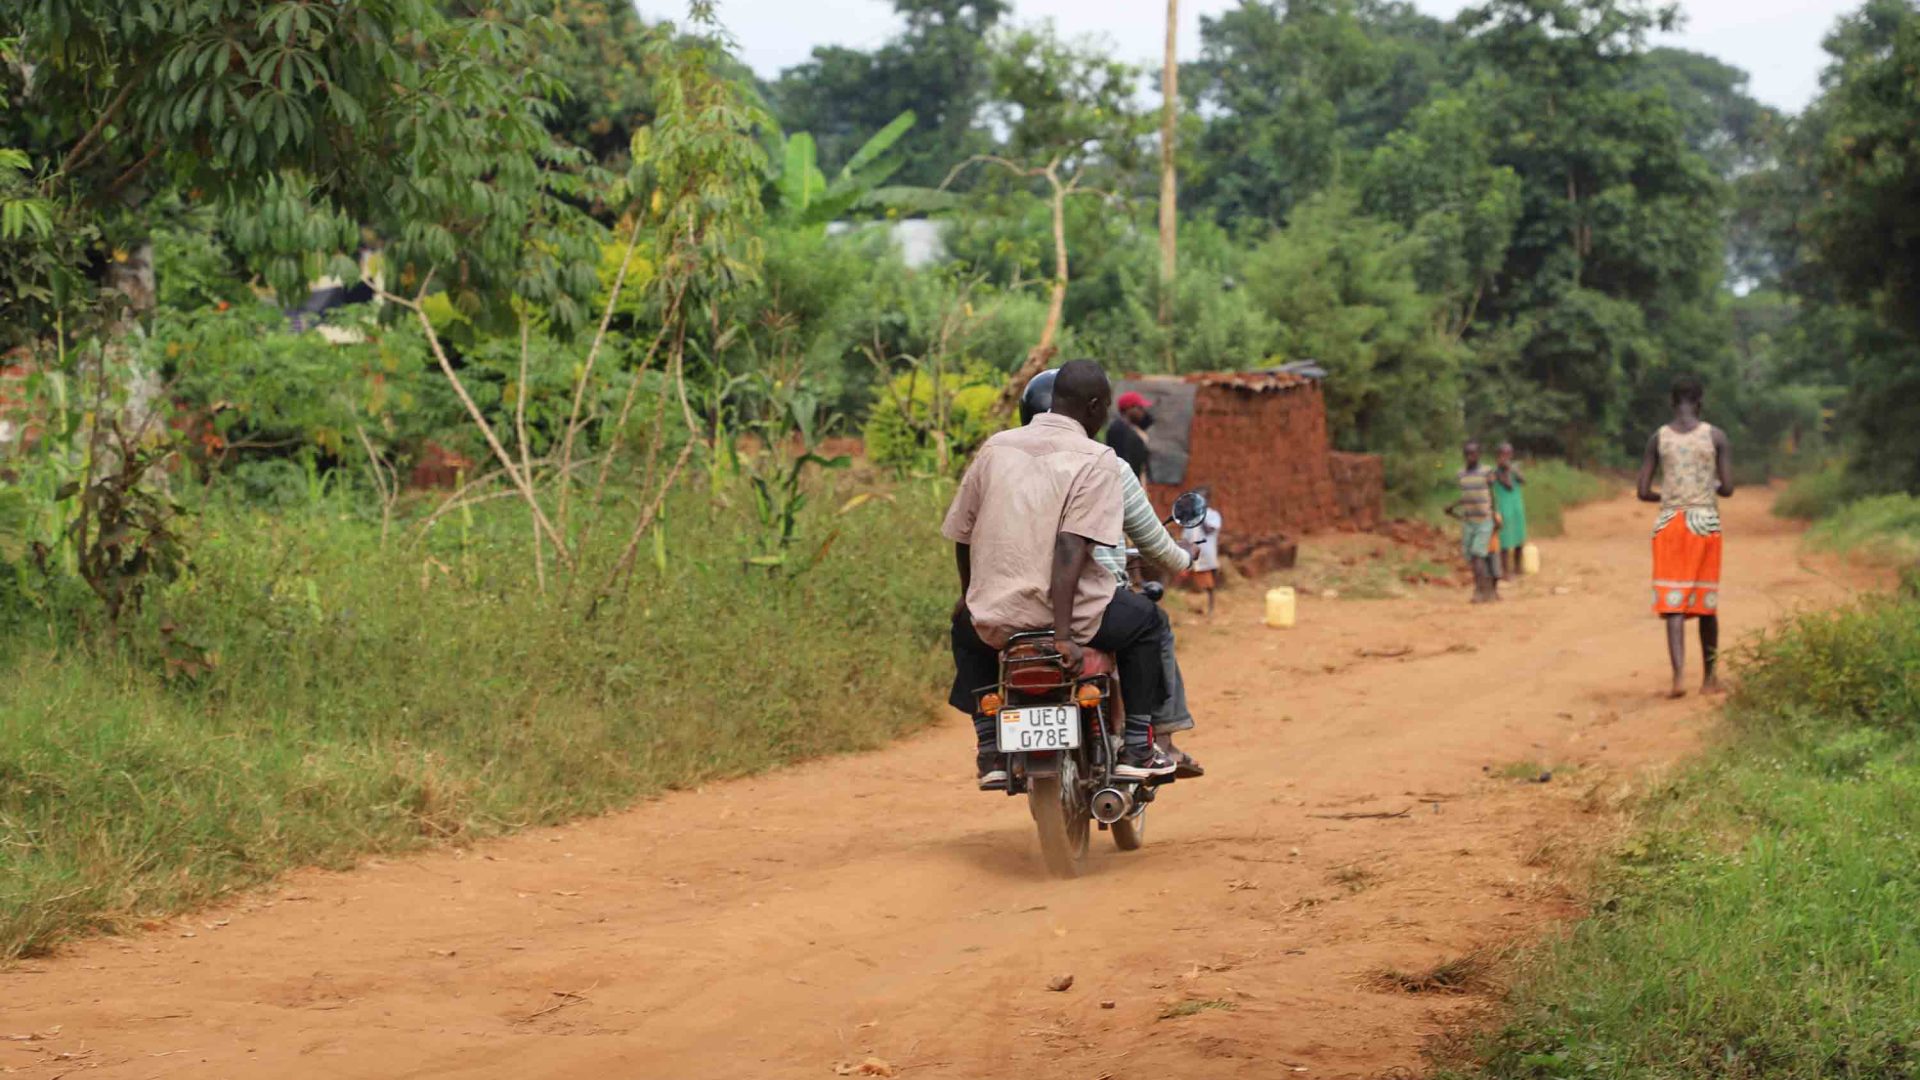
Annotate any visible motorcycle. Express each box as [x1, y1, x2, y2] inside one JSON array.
[[982, 490, 1210, 877]]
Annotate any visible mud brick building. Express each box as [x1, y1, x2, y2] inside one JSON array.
[[1115, 371, 1383, 573]]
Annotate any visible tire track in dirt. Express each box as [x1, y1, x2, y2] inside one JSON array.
[[0, 492, 1873, 1079]]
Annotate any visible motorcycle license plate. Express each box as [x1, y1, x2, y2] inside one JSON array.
[[998, 705, 1081, 752]]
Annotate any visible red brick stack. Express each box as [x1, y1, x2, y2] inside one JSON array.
[[1141, 372, 1383, 564]]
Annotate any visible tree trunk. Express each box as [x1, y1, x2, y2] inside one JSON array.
[[999, 174, 1071, 416], [1158, 0, 1179, 372], [1040, 175, 1069, 355]]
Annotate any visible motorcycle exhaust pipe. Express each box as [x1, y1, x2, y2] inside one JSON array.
[[1090, 787, 1133, 825]]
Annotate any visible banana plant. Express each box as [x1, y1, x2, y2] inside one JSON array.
[[767, 111, 954, 228]]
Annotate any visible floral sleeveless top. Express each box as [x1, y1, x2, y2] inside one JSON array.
[[1655, 422, 1720, 536]]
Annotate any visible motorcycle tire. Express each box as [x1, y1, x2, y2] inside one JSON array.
[[1028, 775, 1090, 877], [1111, 804, 1148, 851]]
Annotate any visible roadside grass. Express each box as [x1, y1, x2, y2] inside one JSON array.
[[0, 479, 952, 960], [1771, 460, 1859, 521], [1442, 595, 1920, 1079], [1805, 493, 1920, 568]]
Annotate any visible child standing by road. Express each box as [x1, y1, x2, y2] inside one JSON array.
[[1492, 442, 1528, 578], [1446, 441, 1502, 603], [1182, 488, 1223, 617]]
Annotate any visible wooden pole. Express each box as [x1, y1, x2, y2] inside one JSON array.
[[1158, 0, 1179, 373]]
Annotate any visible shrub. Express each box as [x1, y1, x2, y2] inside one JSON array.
[[863, 363, 1004, 474], [1771, 460, 1858, 521]]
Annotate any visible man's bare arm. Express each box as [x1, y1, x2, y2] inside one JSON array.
[[1050, 532, 1093, 673], [1636, 432, 1661, 503], [1713, 427, 1735, 498], [953, 543, 971, 618]]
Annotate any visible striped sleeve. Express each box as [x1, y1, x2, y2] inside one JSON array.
[[1119, 466, 1192, 573]]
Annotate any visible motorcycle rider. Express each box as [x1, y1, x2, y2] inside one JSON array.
[[1021, 369, 1206, 779], [944, 359, 1177, 790]]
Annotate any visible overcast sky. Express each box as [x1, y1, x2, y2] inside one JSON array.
[[641, 0, 1855, 114]]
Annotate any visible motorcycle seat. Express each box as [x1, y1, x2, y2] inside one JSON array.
[[1001, 631, 1116, 676]]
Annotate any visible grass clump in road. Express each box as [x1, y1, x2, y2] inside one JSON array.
[[0, 481, 953, 961], [1446, 595, 1920, 1079], [1160, 999, 1239, 1020]]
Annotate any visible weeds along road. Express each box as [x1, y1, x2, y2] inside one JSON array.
[[2, 491, 1873, 1080]]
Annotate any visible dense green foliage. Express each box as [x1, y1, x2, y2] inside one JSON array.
[[1454, 595, 1920, 1079]]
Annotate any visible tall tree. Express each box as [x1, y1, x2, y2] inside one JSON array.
[[771, 0, 1009, 188], [1798, 0, 1920, 491], [1184, 0, 1448, 227], [0, 0, 604, 344], [1453, 0, 1724, 456], [947, 23, 1151, 408]]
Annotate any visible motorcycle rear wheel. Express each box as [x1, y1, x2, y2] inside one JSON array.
[[1111, 804, 1148, 851], [1028, 773, 1090, 877]]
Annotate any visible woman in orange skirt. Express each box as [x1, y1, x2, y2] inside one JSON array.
[[1636, 375, 1734, 698]]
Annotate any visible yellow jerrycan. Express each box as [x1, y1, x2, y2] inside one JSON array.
[[1264, 586, 1296, 629], [1521, 543, 1541, 576]]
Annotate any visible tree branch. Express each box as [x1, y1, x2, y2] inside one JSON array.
[[59, 81, 139, 180]]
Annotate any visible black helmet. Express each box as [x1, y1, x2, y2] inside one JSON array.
[[1018, 368, 1058, 425]]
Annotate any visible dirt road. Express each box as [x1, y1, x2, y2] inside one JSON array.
[[2, 492, 1871, 1079]]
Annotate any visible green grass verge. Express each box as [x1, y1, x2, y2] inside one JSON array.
[[1806, 493, 1920, 568], [0, 480, 952, 960], [1446, 595, 1920, 1079]]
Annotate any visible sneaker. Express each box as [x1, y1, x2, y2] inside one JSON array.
[[1113, 745, 1177, 780], [977, 751, 1009, 791]]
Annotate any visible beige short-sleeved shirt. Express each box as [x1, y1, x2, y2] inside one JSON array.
[[941, 413, 1125, 648]]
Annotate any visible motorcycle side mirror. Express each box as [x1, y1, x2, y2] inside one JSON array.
[[1170, 491, 1208, 530]]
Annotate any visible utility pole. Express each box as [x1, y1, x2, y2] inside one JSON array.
[[1157, 0, 1179, 372]]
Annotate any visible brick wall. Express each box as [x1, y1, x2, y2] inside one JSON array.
[[1145, 381, 1383, 542], [1329, 452, 1385, 531]]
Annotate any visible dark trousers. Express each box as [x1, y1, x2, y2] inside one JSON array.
[[949, 588, 1169, 747]]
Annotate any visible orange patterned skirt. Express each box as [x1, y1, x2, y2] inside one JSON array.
[[1651, 509, 1722, 617]]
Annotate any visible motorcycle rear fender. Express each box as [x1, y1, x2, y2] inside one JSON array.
[[1015, 750, 1061, 780]]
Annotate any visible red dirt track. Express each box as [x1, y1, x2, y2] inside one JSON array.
[[1, 491, 1870, 1079]]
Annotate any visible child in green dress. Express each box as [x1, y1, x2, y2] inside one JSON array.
[[1492, 442, 1528, 578]]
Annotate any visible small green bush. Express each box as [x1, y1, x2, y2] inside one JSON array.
[[1771, 460, 1859, 521], [863, 364, 1005, 475]]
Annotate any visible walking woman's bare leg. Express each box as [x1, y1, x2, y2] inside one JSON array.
[[1700, 615, 1722, 693], [1665, 614, 1688, 698]]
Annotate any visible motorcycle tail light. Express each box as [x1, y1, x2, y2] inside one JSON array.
[[1075, 683, 1103, 707], [979, 692, 1004, 715], [1007, 664, 1062, 692]]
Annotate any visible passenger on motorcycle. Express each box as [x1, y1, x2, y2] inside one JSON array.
[[943, 359, 1177, 790], [1020, 368, 1206, 779]]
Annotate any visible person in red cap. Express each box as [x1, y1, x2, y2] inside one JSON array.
[[1109, 390, 1153, 480]]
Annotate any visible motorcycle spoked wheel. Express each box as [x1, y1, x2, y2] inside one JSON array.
[[1028, 756, 1090, 877]]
